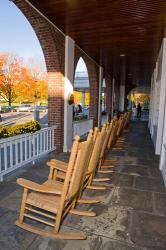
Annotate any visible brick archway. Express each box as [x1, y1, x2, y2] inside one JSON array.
[[13, 0, 65, 150]]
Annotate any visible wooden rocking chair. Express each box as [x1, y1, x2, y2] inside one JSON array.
[[15, 135, 94, 240], [82, 128, 110, 191], [100, 115, 126, 167], [46, 126, 110, 194]]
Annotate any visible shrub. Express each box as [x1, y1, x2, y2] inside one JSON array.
[[0, 126, 8, 138], [0, 120, 41, 139]]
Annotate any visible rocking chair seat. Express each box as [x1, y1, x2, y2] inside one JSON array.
[[27, 192, 60, 214], [43, 180, 63, 191]]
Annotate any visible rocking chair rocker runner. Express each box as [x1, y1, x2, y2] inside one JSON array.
[[15, 135, 94, 240]]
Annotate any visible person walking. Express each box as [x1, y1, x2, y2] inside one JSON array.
[[137, 103, 142, 118], [77, 104, 82, 114]]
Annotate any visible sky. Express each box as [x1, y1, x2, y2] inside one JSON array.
[[0, 0, 86, 72]]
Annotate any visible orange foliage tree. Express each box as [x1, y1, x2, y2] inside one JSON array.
[[0, 54, 23, 106], [0, 53, 48, 106]]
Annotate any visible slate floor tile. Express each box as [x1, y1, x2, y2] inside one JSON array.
[[112, 187, 153, 212], [0, 181, 19, 200], [134, 176, 166, 193], [154, 192, 166, 216], [121, 165, 149, 177], [130, 211, 166, 250], [30, 233, 147, 250], [0, 211, 36, 250], [111, 173, 134, 187]]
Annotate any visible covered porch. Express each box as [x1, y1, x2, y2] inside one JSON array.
[[0, 120, 166, 249], [1, 0, 166, 249]]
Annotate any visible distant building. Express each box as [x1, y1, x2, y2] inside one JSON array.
[[74, 71, 89, 92]]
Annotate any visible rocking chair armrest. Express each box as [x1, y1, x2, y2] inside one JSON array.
[[51, 159, 68, 166], [47, 161, 67, 172], [16, 178, 62, 195]]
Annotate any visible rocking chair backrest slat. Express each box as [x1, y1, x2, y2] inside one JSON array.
[[99, 121, 113, 160], [117, 115, 124, 137], [56, 136, 81, 215], [67, 134, 93, 200], [107, 119, 117, 149], [124, 111, 131, 129], [77, 129, 99, 197], [93, 127, 99, 141], [109, 118, 120, 146], [98, 123, 109, 162], [99, 124, 107, 154], [87, 130, 103, 174], [121, 113, 128, 134]]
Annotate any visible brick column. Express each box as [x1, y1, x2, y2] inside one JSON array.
[[47, 72, 64, 150]]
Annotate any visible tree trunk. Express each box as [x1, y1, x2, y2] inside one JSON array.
[[8, 97, 11, 107]]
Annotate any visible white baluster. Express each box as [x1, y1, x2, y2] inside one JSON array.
[[4, 142, 8, 171], [15, 140, 18, 166], [10, 140, 13, 168], [20, 137, 23, 164], [29, 135, 32, 159], [25, 136, 27, 161], [37, 133, 40, 155]]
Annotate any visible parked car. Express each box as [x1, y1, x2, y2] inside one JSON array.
[[17, 104, 33, 112], [1, 106, 12, 113], [35, 105, 48, 112]]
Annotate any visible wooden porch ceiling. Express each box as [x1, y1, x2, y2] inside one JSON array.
[[28, 0, 166, 86]]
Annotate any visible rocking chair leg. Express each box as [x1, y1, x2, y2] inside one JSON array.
[[97, 170, 114, 174], [93, 177, 110, 182], [100, 165, 116, 169], [112, 147, 123, 150], [19, 188, 28, 223], [87, 185, 107, 190], [70, 209, 96, 217], [77, 199, 100, 204]]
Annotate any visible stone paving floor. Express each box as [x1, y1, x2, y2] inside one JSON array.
[[0, 120, 166, 250]]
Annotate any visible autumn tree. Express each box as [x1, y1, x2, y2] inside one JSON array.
[[14, 67, 35, 104], [26, 55, 46, 80], [0, 54, 23, 106], [24, 56, 48, 105], [0, 53, 48, 106]]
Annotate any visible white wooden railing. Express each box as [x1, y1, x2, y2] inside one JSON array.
[[0, 126, 56, 181]]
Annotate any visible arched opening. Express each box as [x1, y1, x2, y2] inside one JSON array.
[[101, 78, 108, 124], [127, 86, 150, 119], [73, 57, 90, 120], [0, 0, 48, 125], [102, 78, 107, 114], [1, 0, 66, 150]]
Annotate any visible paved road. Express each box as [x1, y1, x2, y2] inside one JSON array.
[[0, 111, 48, 127]]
